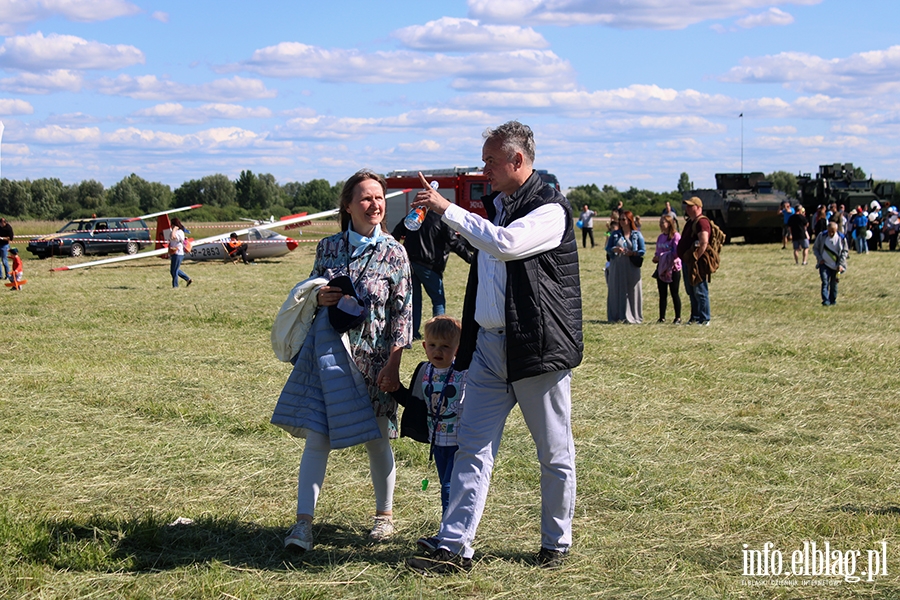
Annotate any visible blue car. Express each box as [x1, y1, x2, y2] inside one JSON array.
[[27, 217, 151, 259]]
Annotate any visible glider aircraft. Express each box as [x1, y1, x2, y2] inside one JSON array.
[[51, 189, 411, 272]]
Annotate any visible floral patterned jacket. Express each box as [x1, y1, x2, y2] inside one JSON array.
[[310, 230, 413, 436]]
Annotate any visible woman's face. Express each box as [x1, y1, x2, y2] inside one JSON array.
[[659, 217, 667, 233], [347, 178, 385, 235]]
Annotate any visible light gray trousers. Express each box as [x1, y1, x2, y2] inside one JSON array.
[[438, 328, 576, 558], [296, 416, 395, 517]]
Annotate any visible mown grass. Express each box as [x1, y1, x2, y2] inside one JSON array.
[[2, 220, 899, 599]]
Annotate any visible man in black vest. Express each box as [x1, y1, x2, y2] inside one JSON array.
[[405, 121, 583, 574]]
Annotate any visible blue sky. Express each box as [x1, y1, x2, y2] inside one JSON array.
[[1, 0, 898, 193]]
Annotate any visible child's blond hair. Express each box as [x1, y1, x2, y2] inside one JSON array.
[[423, 315, 462, 346]]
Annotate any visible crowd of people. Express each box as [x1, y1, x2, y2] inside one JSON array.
[[5, 119, 895, 575], [807, 200, 899, 253]]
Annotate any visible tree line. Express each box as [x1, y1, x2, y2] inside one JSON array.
[[0, 171, 342, 222], [2, 168, 897, 222]]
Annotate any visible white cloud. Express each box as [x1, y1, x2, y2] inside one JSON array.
[[736, 8, 794, 28], [151, 11, 169, 23], [397, 140, 442, 152], [0, 98, 34, 114], [549, 116, 725, 143], [93, 75, 277, 102], [132, 102, 273, 124], [392, 17, 548, 51], [0, 32, 144, 71], [0, 142, 29, 155], [34, 124, 102, 143], [0, 0, 140, 34], [720, 45, 900, 96], [454, 84, 741, 117], [756, 125, 797, 134], [41, 0, 140, 22], [282, 107, 317, 118], [225, 42, 576, 88], [274, 108, 495, 141], [30, 123, 274, 151], [832, 123, 868, 135], [0, 69, 83, 94], [450, 76, 574, 92], [467, 0, 821, 30]]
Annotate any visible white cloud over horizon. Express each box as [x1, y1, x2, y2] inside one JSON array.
[[92, 75, 277, 102], [0, 68, 83, 94], [736, 7, 794, 28], [132, 102, 273, 125], [223, 42, 576, 89], [0, 0, 141, 35], [392, 17, 548, 51], [0, 32, 144, 71], [0, 97, 34, 114], [467, 0, 820, 29], [720, 45, 900, 96]]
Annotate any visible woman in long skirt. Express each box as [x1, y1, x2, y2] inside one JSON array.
[[605, 210, 645, 323]]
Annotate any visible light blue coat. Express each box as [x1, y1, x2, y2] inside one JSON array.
[[271, 309, 382, 449]]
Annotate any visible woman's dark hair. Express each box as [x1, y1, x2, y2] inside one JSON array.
[[171, 217, 184, 230], [339, 170, 387, 232]]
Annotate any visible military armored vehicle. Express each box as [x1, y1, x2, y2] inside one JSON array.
[[797, 163, 894, 213], [682, 172, 790, 243]]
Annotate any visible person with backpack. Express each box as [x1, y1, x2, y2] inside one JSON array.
[[813, 220, 849, 306], [676, 196, 718, 325]]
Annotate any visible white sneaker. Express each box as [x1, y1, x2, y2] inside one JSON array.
[[284, 520, 313, 553], [368, 515, 394, 541]]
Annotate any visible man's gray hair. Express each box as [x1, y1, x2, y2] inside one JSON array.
[[483, 120, 535, 164]]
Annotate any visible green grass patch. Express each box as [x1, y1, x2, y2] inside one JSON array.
[[2, 223, 900, 598]]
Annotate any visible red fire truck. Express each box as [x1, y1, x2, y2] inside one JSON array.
[[384, 167, 560, 232]]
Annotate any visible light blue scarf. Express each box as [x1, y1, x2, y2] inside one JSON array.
[[347, 224, 386, 258]]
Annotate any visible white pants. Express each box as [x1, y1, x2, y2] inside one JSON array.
[[438, 328, 576, 558], [296, 416, 395, 517]]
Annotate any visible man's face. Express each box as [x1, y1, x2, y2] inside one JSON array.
[[482, 137, 520, 196], [683, 203, 701, 220]]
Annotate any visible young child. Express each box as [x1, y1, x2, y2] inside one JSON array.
[[391, 315, 466, 550], [7, 248, 24, 290]]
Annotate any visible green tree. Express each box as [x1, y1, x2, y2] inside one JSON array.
[[566, 184, 601, 211], [235, 171, 283, 213], [677, 172, 693, 193], [257, 173, 284, 212], [293, 178, 339, 212], [175, 174, 236, 208], [107, 174, 171, 215], [0, 178, 30, 217], [29, 178, 65, 219], [766, 171, 798, 197], [77, 180, 105, 210]]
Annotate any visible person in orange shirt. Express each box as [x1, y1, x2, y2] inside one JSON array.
[[225, 233, 251, 264], [7, 247, 24, 290]]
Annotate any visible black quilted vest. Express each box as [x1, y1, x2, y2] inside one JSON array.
[[456, 171, 583, 382]]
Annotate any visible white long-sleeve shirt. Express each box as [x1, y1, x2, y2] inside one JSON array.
[[441, 193, 566, 329]]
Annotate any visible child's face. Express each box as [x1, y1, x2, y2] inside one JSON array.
[[423, 337, 458, 370]]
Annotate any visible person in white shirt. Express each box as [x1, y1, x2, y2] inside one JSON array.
[[813, 220, 849, 306], [405, 121, 582, 574], [168, 217, 192, 288]]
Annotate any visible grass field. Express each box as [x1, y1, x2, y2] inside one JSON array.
[[2, 220, 899, 599]]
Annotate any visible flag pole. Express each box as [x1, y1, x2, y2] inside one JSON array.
[[739, 113, 743, 174]]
